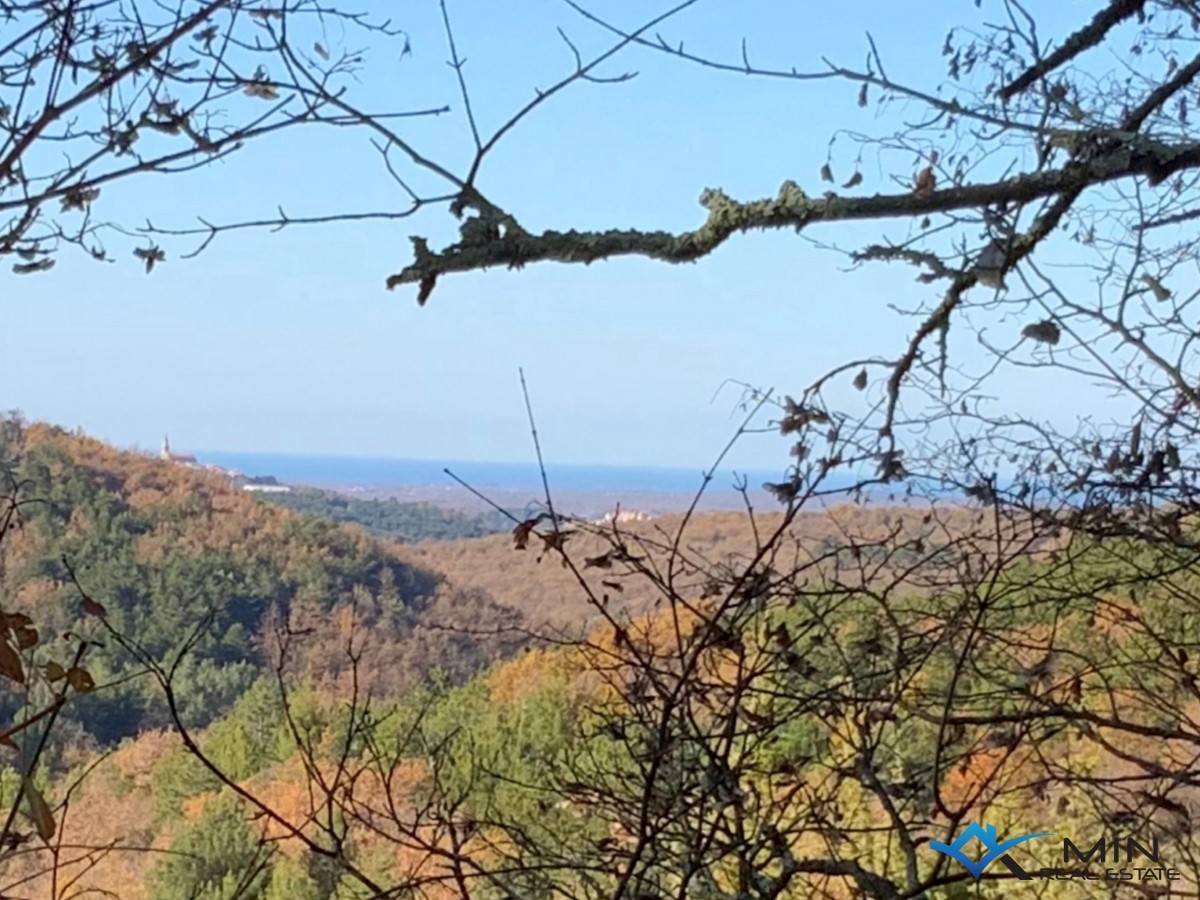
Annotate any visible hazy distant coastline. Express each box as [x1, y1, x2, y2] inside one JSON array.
[[194, 450, 796, 517]]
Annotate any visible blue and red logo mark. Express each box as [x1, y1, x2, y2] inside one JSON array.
[[929, 822, 1051, 880]]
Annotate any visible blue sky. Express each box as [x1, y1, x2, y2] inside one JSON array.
[[8, 0, 1095, 470]]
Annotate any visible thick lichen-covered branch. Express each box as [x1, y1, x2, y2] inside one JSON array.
[[388, 135, 1200, 302]]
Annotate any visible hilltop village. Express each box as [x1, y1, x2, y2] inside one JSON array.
[[159, 434, 291, 494]]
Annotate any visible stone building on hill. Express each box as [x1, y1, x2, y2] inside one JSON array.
[[159, 433, 291, 493], [160, 434, 197, 465]]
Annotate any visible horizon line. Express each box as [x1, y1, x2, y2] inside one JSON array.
[[185, 447, 792, 476]]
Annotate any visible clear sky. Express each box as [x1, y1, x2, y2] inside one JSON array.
[[8, 0, 1094, 471]]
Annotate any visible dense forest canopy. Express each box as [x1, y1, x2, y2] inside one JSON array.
[[259, 488, 509, 543]]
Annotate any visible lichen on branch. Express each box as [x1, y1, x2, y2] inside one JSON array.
[[387, 134, 1200, 303]]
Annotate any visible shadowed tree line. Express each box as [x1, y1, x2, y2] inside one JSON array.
[[259, 488, 510, 544]]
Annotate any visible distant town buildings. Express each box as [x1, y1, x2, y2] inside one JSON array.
[[593, 509, 656, 525], [240, 477, 291, 494], [158, 433, 291, 493]]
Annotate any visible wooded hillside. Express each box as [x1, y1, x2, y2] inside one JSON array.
[[0, 420, 523, 749]]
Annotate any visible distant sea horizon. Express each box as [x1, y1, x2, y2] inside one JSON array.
[[194, 450, 795, 495]]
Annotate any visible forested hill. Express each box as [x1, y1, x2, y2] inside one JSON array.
[[257, 487, 510, 542], [0, 420, 525, 748], [5, 420, 1193, 900]]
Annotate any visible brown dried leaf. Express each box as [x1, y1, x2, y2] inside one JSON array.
[[13, 627, 37, 651], [584, 554, 613, 569], [23, 780, 54, 841], [852, 368, 868, 391], [819, 163, 834, 183], [857, 83, 868, 107], [914, 166, 936, 196], [80, 596, 107, 618], [43, 662, 65, 683], [244, 81, 280, 100], [763, 479, 802, 504], [66, 667, 95, 693], [314, 42, 330, 60], [133, 246, 166, 274], [0, 642, 24, 685], [1141, 273, 1172, 301], [12, 259, 54, 275], [842, 172, 863, 189], [1021, 320, 1061, 345], [60, 186, 100, 212], [539, 531, 571, 552], [512, 519, 538, 550], [1, 613, 31, 631]]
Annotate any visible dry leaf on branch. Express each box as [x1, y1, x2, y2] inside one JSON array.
[[1141, 273, 1172, 301], [914, 166, 936, 196], [1, 612, 31, 631], [538, 531, 571, 552], [23, 780, 55, 841], [133, 246, 165, 273], [243, 65, 279, 100], [13, 627, 37, 651], [512, 521, 535, 550], [763, 479, 803, 504], [1022, 320, 1061, 345], [12, 259, 54, 275], [246, 81, 279, 99], [66, 667, 95, 693], [0, 642, 24, 685], [511, 514, 550, 550], [60, 186, 100, 212]]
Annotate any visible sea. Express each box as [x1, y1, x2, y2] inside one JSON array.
[[196, 451, 783, 492]]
